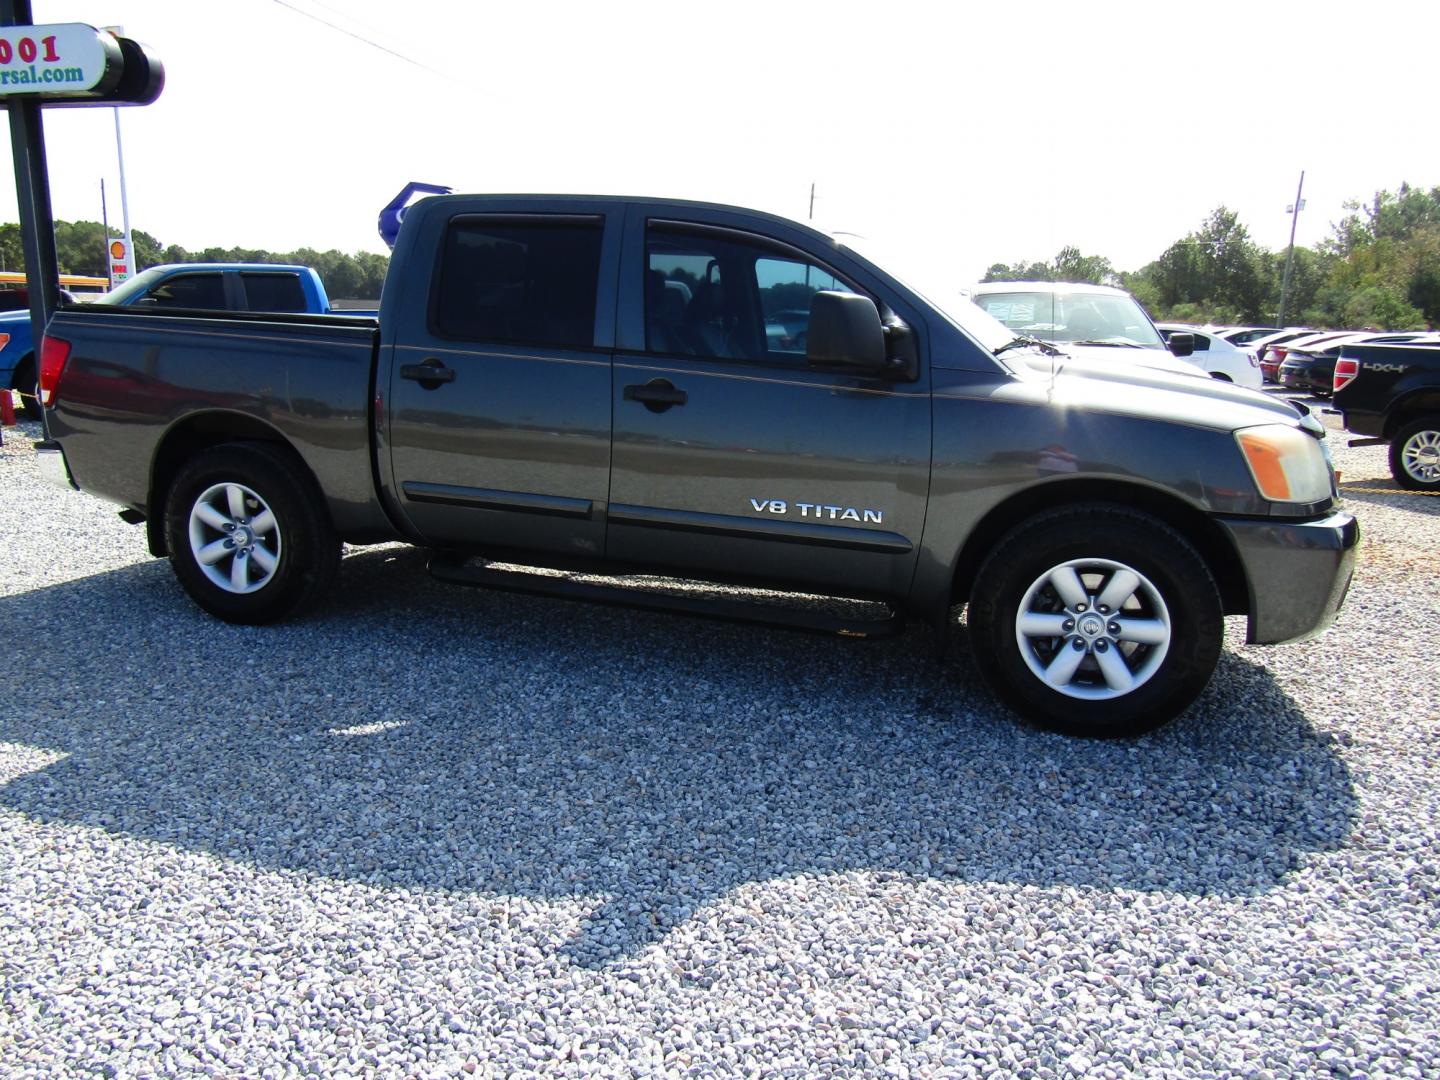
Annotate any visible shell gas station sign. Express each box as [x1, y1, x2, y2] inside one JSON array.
[[107, 237, 130, 284]]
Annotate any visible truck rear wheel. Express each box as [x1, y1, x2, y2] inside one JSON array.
[[164, 442, 339, 624], [966, 505, 1222, 737], [1389, 416, 1440, 491]]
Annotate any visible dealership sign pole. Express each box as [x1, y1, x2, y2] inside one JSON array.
[[0, 0, 161, 439]]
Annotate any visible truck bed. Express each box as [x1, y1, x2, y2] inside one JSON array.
[[44, 305, 391, 540]]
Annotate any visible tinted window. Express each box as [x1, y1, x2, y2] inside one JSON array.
[[435, 218, 602, 348], [646, 226, 855, 364], [242, 272, 307, 313], [144, 273, 226, 310]]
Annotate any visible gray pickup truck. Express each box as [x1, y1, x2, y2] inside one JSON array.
[[35, 194, 1358, 736]]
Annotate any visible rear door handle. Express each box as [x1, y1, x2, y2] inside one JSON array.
[[400, 359, 457, 386], [624, 379, 687, 412]]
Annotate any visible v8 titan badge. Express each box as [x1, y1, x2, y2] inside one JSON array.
[[750, 498, 884, 524]]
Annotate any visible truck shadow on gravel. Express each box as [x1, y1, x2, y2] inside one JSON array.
[[1, 546, 1358, 967]]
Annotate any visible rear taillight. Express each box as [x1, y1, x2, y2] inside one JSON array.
[[1272, 347, 1289, 363], [38, 334, 72, 407], [1334, 357, 1359, 393]]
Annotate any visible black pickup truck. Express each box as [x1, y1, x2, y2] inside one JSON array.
[[34, 194, 1358, 737], [1334, 341, 1440, 490]]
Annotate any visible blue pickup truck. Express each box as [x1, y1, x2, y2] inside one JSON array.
[[2, 263, 333, 418]]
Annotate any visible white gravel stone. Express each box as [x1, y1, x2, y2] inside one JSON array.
[[2, 400, 1438, 1078]]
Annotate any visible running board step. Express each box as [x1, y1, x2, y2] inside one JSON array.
[[426, 554, 905, 639], [1347, 437, 1386, 447]]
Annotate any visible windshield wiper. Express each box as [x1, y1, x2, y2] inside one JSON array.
[[995, 335, 1065, 358], [1070, 339, 1143, 348]]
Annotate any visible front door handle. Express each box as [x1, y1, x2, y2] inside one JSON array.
[[624, 379, 688, 412], [400, 359, 457, 387]]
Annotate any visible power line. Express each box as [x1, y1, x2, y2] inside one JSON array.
[[270, 0, 460, 82]]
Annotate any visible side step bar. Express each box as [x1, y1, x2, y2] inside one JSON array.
[[427, 554, 906, 639], [1347, 437, 1386, 448]]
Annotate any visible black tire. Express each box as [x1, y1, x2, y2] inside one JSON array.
[[1389, 416, 1440, 491], [13, 356, 41, 421], [966, 504, 1223, 738], [164, 441, 339, 624]]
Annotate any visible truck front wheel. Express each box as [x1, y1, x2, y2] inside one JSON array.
[[164, 442, 339, 624], [1389, 416, 1440, 491], [966, 505, 1222, 737], [12, 356, 41, 420]]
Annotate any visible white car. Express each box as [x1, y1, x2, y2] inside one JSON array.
[[1213, 325, 1283, 348], [968, 281, 1249, 385], [1155, 324, 1264, 389]]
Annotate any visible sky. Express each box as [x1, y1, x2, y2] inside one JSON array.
[[1, 0, 1435, 290]]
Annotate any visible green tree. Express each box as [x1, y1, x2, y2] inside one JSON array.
[[0, 218, 391, 299], [1320, 183, 1440, 327], [982, 247, 1115, 285], [1134, 207, 1267, 323]]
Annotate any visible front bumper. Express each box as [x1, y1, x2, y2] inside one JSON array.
[[1216, 511, 1359, 644], [34, 440, 77, 492]]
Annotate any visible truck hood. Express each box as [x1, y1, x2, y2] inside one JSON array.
[[1015, 341, 1202, 379], [1001, 346, 1315, 434]]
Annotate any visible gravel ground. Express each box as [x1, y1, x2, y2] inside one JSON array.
[[1, 402, 1437, 1079]]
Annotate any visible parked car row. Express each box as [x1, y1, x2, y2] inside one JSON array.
[[1193, 324, 1440, 394]]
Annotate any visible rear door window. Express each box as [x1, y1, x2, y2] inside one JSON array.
[[434, 218, 603, 348]]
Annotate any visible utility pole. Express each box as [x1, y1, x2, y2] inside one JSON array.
[[1277, 171, 1306, 327], [104, 26, 137, 280], [3, 0, 62, 439], [101, 178, 112, 286], [113, 106, 134, 271], [806, 183, 815, 291]]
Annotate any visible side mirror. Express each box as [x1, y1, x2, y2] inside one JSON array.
[[1168, 331, 1195, 358], [807, 291, 885, 373]]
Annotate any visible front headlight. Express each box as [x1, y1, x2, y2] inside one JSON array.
[[1235, 424, 1333, 504]]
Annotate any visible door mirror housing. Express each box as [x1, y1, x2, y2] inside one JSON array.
[[806, 291, 886, 374], [1168, 331, 1195, 358]]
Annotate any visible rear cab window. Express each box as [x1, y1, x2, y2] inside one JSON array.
[[240, 272, 308, 313], [433, 217, 604, 348]]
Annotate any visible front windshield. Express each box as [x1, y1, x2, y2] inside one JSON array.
[[971, 289, 1165, 348], [833, 232, 1015, 353]]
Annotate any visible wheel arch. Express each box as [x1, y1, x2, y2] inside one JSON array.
[[947, 479, 1248, 618], [6, 349, 35, 389], [146, 411, 326, 558], [1382, 392, 1440, 440]]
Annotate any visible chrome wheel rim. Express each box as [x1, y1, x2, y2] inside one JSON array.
[[1401, 429, 1440, 484], [188, 482, 282, 594], [1014, 558, 1171, 701]]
